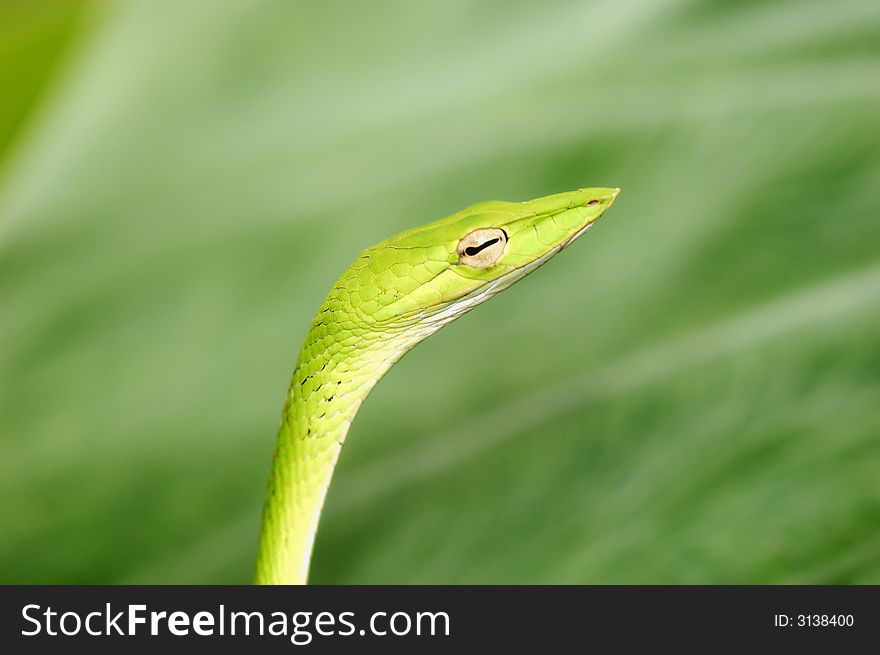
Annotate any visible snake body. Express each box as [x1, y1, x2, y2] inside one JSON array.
[[255, 187, 620, 584]]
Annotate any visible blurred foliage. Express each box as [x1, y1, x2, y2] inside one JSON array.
[[0, 0, 86, 160], [1, 0, 879, 584]]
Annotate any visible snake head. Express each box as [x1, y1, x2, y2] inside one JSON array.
[[335, 187, 620, 329]]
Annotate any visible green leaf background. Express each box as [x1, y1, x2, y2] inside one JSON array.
[[1, 0, 879, 583]]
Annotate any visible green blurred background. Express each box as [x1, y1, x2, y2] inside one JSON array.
[[2, 0, 879, 584]]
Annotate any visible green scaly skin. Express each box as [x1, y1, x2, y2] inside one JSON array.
[[255, 187, 620, 584]]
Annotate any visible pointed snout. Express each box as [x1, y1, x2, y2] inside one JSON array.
[[579, 186, 620, 208]]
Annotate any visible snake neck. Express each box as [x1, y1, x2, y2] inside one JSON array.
[[254, 313, 412, 584]]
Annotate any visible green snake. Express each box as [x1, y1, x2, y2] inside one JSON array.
[[254, 187, 620, 584]]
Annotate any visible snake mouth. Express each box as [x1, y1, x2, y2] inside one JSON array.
[[564, 221, 595, 248], [573, 187, 618, 234], [495, 187, 619, 284], [558, 186, 619, 249]]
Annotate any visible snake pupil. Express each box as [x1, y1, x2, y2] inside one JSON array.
[[464, 237, 500, 257]]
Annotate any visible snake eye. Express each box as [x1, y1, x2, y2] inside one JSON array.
[[457, 228, 507, 268]]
